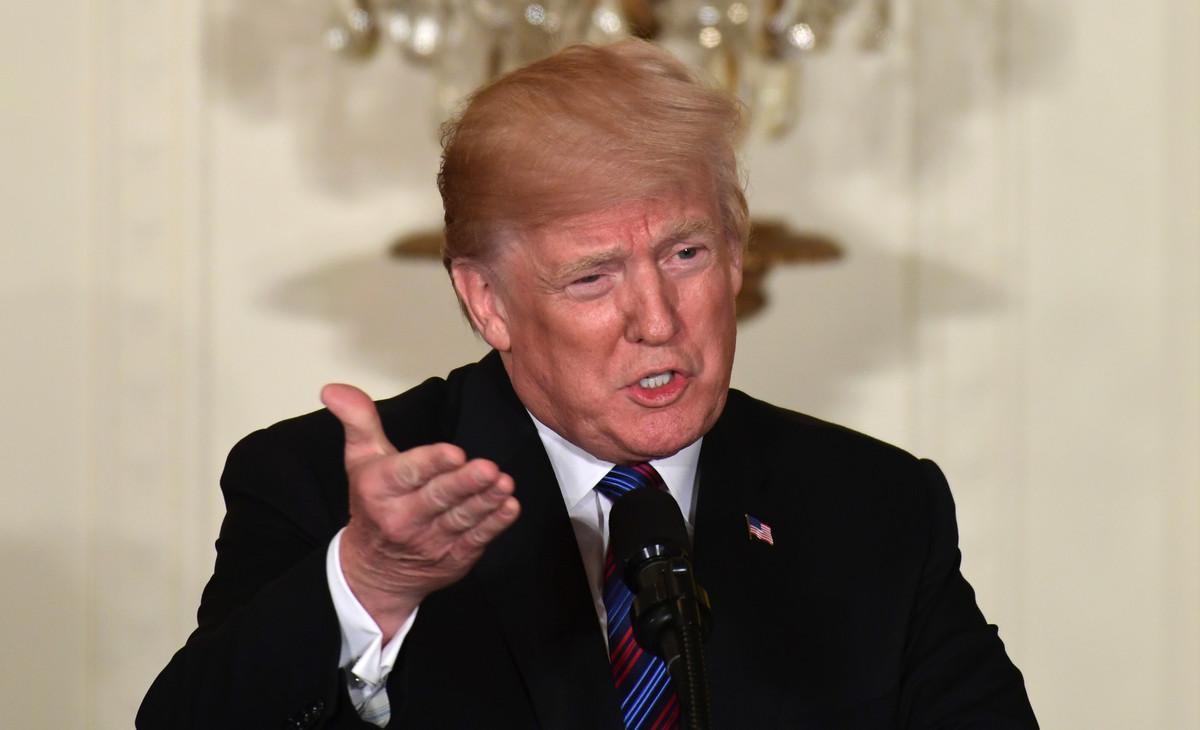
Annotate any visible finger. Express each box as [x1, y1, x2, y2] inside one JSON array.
[[435, 473, 515, 533], [378, 443, 467, 492], [321, 383, 394, 462], [416, 459, 504, 516], [457, 496, 521, 550]]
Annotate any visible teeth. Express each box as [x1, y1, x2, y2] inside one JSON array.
[[639, 372, 673, 389]]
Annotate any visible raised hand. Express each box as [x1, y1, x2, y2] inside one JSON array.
[[321, 383, 520, 640]]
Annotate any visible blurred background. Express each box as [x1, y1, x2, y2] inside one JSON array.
[[3, 0, 1197, 727]]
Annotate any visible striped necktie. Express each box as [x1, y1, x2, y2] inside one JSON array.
[[595, 464, 680, 730]]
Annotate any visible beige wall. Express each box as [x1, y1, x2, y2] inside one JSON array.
[[2, 0, 1197, 727]]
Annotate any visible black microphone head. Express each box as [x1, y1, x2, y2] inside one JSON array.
[[609, 487, 690, 581]]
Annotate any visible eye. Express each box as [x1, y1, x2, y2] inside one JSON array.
[[564, 271, 613, 299], [667, 244, 709, 270]]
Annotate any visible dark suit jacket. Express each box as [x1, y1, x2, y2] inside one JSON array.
[[138, 352, 1036, 729]]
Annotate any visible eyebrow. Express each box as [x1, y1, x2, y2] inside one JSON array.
[[551, 249, 625, 283], [659, 218, 720, 246], [547, 218, 721, 283]]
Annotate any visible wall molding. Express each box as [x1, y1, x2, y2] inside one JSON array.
[[86, 0, 209, 724], [1160, 0, 1200, 722], [906, 0, 1029, 641]]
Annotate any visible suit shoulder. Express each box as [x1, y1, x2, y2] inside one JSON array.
[[220, 367, 470, 520], [719, 389, 946, 508], [723, 389, 919, 467], [231, 374, 455, 463], [718, 389, 951, 547]]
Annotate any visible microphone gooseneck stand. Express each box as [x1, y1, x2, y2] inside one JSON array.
[[610, 489, 713, 730], [628, 552, 712, 729]]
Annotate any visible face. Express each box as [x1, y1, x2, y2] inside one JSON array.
[[454, 192, 743, 463]]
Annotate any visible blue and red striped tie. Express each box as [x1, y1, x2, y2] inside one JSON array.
[[595, 464, 680, 730]]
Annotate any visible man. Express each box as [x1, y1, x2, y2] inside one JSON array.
[[140, 40, 1036, 728]]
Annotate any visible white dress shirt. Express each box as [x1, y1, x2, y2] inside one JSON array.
[[324, 412, 701, 721], [529, 415, 701, 638], [325, 528, 415, 719]]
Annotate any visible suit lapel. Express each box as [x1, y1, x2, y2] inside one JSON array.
[[692, 392, 775, 581], [691, 392, 790, 698], [454, 353, 623, 730]]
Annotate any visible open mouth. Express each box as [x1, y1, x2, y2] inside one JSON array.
[[628, 369, 689, 406], [638, 371, 674, 389]]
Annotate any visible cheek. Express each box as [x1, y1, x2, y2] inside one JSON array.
[[546, 303, 625, 350], [513, 306, 615, 379], [681, 275, 736, 327]]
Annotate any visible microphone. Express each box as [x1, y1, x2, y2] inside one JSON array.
[[609, 488, 712, 729]]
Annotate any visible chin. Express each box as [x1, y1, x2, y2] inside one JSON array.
[[619, 421, 705, 461], [620, 440, 683, 463], [634, 396, 725, 457]]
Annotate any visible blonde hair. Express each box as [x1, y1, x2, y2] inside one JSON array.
[[437, 40, 748, 270]]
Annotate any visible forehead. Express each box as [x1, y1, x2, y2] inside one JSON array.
[[525, 194, 721, 259]]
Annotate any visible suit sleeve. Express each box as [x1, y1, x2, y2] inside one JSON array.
[[137, 428, 376, 730], [897, 460, 1038, 729]]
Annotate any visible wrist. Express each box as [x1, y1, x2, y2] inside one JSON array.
[[340, 530, 422, 642]]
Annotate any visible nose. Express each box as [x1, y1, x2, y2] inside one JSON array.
[[622, 266, 680, 345]]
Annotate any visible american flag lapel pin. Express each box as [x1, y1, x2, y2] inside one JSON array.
[[745, 513, 775, 546]]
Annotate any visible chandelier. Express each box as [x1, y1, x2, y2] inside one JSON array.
[[325, 0, 891, 138], [325, 0, 882, 317]]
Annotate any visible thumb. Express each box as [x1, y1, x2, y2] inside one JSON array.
[[321, 383, 395, 462]]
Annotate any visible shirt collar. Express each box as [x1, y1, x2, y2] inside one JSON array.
[[528, 412, 701, 517]]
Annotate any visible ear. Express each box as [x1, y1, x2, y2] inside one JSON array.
[[451, 261, 512, 352], [727, 238, 744, 296]]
